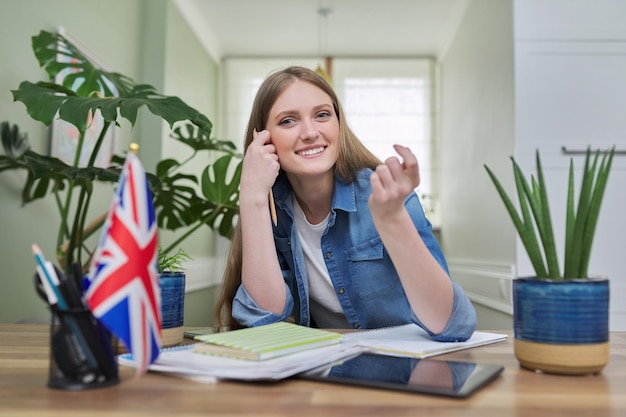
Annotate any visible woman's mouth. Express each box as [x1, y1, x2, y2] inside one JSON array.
[[297, 146, 325, 157]]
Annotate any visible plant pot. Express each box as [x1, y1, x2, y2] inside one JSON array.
[[159, 272, 186, 347], [512, 277, 609, 375]]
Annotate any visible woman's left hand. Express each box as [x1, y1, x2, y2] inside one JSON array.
[[368, 145, 453, 334], [368, 145, 420, 220]]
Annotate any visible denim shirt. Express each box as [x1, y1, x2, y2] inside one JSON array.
[[232, 169, 477, 342]]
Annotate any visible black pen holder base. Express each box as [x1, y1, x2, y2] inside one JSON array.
[[48, 307, 119, 390]]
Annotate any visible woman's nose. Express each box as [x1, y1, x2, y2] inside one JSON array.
[[299, 120, 319, 140]]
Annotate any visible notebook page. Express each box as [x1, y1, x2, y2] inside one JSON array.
[[342, 324, 508, 358]]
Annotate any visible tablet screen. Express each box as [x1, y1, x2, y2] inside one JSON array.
[[299, 353, 503, 398]]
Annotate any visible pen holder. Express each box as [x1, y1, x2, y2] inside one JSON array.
[[48, 306, 119, 390]]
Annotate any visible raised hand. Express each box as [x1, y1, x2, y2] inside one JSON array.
[[368, 144, 420, 220]]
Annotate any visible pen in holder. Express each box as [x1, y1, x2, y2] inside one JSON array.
[[47, 304, 119, 390], [35, 265, 120, 390]]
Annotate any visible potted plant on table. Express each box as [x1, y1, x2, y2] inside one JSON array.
[[484, 147, 614, 375], [157, 248, 192, 346]]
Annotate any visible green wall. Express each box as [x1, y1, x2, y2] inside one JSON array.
[[0, 0, 221, 326], [163, 0, 221, 327]]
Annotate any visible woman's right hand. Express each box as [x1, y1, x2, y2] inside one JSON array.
[[239, 129, 287, 316], [241, 129, 280, 198]]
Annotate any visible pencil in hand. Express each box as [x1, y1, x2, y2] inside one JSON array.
[[254, 128, 278, 227], [269, 189, 277, 226]]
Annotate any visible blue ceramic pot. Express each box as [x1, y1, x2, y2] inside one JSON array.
[[512, 277, 610, 374], [159, 272, 185, 346], [513, 277, 609, 344]]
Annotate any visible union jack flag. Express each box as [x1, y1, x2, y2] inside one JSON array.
[[86, 149, 161, 375]]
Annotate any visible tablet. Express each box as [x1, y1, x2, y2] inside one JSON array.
[[299, 353, 503, 398]]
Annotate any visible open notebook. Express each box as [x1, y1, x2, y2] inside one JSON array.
[[342, 324, 508, 358], [191, 322, 506, 361]]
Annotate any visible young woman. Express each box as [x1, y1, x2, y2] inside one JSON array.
[[215, 66, 476, 341]]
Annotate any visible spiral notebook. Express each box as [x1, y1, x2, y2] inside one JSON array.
[[193, 322, 342, 361]]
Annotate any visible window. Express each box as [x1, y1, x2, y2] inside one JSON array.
[[222, 58, 437, 224], [332, 59, 436, 223]]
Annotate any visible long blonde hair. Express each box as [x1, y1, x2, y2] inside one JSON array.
[[214, 66, 381, 328]]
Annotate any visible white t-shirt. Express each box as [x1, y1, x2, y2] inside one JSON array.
[[292, 197, 350, 328]]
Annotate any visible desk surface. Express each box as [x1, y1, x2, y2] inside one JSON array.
[[0, 324, 624, 417]]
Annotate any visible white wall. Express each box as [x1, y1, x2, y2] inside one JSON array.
[[439, 0, 515, 330]]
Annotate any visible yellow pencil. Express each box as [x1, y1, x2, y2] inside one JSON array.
[[254, 128, 278, 226], [269, 189, 277, 226]]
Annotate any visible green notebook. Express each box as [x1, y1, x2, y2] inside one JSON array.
[[192, 322, 342, 361]]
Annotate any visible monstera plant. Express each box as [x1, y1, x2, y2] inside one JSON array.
[[0, 30, 242, 276]]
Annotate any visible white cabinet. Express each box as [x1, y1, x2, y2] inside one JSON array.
[[514, 2, 626, 329], [515, 41, 626, 168]]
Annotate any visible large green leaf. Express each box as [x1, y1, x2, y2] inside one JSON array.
[[0, 148, 122, 204], [32, 30, 133, 97], [152, 157, 203, 230], [159, 155, 242, 253], [201, 155, 242, 204], [200, 154, 242, 239], [1, 122, 30, 158], [13, 31, 213, 138], [12, 81, 213, 136], [170, 122, 240, 155]]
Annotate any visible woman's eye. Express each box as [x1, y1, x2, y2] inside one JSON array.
[[317, 111, 331, 119], [279, 118, 294, 126]]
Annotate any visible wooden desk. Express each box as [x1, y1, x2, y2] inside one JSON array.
[[0, 324, 624, 417]]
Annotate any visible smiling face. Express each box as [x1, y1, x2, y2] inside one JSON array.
[[266, 80, 340, 183]]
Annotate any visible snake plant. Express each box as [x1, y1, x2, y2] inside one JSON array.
[[484, 147, 615, 280], [0, 30, 242, 275]]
